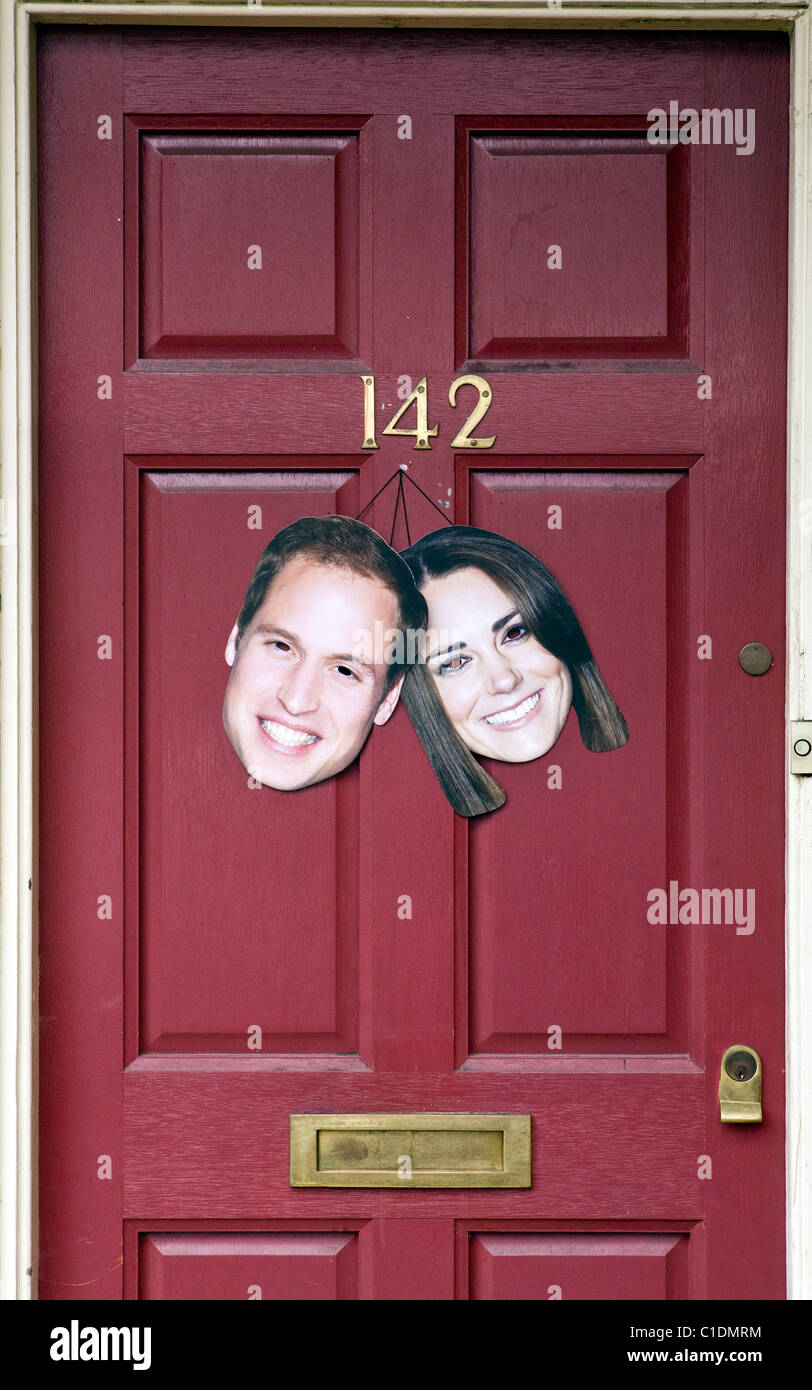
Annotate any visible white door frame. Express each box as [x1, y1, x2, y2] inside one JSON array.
[[2, 0, 809, 1301]]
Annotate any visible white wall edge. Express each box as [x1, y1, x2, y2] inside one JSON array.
[[0, 0, 809, 1302], [786, 0, 812, 1307], [0, 0, 34, 1304]]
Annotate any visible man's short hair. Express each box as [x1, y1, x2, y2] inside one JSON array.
[[236, 514, 428, 690]]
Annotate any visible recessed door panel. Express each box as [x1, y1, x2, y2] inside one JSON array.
[[136, 469, 361, 1055], [465, 467, 697, 1054], [137, 129, 364, 363], [469, 1232, 688, 1301], [140, 1231, 358, 1300]]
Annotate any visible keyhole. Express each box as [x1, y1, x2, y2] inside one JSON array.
[[725, 1049, 757, 1083]]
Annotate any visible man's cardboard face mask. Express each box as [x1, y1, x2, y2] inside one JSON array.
[[223, 556, 404, 791]]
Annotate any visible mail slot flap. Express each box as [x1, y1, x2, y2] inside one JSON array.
[[290, 1113, 531, 1189]]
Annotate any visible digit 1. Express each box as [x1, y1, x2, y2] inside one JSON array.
[[361, 375, 379, 450]]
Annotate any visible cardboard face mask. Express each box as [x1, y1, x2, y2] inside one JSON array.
[[421, 566, 574, 763], [398, 525, 629, 815], [222, 517, 424, 791]]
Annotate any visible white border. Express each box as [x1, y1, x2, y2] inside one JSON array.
[[0, 0, 809, 1302], [786, 0, 812, 1305]]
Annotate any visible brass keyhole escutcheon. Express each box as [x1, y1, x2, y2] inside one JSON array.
[[719, 1045, 762, 1123]]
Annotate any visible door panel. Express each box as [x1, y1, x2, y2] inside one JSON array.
[[465, 467, 691, 1052], [468, 134, 685, 359], [134, 124, 368, 366], [136, 469, 361, 1055], [468, 1233, 688, 1302], [38, 25, 788, 1300], [139, 1231, 359, 1301]]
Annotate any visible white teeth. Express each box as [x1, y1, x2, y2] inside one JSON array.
[[260, 718, 318, 748], [484, 691, 541, 727]]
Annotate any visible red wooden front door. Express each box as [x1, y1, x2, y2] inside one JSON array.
[[38, 25, 788, 1300]]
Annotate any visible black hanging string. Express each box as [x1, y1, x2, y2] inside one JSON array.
[[355, 467, 404, 523], [401, 476, 412, 547], [389, 472, 405, 547], [355, 466, 453, 544], [401, 471, 454, 526]]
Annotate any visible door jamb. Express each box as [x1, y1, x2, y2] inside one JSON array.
[[1, 0, 809, 1300]]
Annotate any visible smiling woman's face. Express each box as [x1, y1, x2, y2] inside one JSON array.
[[422, 566, 573, 763]]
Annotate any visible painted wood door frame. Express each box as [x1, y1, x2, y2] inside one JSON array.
[[2, 0, 810, 1301]]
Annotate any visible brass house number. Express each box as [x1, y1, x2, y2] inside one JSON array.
[[361, 374, 496, 450]]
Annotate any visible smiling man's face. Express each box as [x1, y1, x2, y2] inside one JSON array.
[[223, 556, 403, 790]]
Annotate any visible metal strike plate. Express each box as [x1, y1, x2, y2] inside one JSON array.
[[791, 722, 812, 775], [290, 1113, 531, 1188], [719, 1045, 762, 1123]]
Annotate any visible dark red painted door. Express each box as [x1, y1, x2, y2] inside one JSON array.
[[38, 25, 787, 1300]]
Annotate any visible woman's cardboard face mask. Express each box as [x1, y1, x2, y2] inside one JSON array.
[[420, 567, 573, 763]]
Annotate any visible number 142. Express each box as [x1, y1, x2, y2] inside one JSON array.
[[361, 374, 495, 451]]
